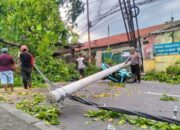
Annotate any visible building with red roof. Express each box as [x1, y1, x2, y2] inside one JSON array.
[[79, 24, 164, 52]]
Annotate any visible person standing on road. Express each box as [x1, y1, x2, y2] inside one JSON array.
[[76, 53, 87, 79], [125, 47, 142, 83], [19, 45, 34, 89], [0, 48, 16, 92]]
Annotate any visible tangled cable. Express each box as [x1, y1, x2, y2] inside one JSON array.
[[68, 95, 180, 125], [32, 64, 180, 125]]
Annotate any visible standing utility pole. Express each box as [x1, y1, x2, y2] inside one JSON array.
[[86, 0, 91, 63], [170, 12, 174, 43], [108, 25, 110, 49], [118, 0, 144, 72]]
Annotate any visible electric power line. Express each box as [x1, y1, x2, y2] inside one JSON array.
[[85, 0, 99, 5], [79, 0, 166, 36], [78, 0, 164, 26]]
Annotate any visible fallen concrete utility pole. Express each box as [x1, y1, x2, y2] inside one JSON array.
[[48, 62, 130, 103]]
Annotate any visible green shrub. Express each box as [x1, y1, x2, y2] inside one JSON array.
[[35, 56, 79, 82], [14, 56, 79, 87], [175, 61, 180, 65], [104, 58, 116, 66], [166, 64, 180, 75], [143, 62, 180, 84], [85, 64, 100, 76]]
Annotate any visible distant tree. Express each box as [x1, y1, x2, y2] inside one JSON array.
[[60, 0, 84, 24], [70, 33, 80, 44]]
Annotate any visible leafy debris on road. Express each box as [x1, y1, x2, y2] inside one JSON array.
[[93, 93, 112, 98], [0, 96, 10, 102], [16, 93, 60, 125], [108, 82, 125, 88], [85, 110, 180, 130], [160, 94, 179, 101]]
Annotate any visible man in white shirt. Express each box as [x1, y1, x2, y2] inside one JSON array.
[[76, 53, 86, 79]]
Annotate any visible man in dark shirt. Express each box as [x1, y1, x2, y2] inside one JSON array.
[[19, 45, 34, 89], [0, 48, 15, 92]]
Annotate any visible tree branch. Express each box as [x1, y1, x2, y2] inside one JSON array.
[[0, 38, 21, 47]]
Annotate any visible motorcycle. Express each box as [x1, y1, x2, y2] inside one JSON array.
[[101, 63, 136, 83]]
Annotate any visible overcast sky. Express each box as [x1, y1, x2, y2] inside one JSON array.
[[72, 0, 180, 42]]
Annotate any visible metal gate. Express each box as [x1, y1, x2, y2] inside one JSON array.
[[102, 52, 128, 64]]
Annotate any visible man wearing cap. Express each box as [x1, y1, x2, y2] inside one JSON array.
[[125, 47, 142, 83], [0, 48, 15, 92], [19, 45, 34, 89]]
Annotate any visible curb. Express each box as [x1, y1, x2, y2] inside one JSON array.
[[0, 103, 60, 130]]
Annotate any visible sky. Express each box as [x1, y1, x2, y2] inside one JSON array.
[[71, 0, 180, 42]]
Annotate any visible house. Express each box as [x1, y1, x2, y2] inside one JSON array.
[[79, 20, 180, 72], [80, 24, 164, 53], [78, 24, 165, 68], [53, 43, 84, 63], [143, 20, 180, 72]]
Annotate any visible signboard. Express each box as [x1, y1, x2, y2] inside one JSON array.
[[153, 42, 180, 56], [121, 51, 130, 57]]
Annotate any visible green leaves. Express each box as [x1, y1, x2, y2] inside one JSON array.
[[160, 94, 179, 101], [85, 64, 100, 76], [85, 110, 180, 130], [104, 58, 116, 66], [0, 96, 9, 102], [61, 0, 84, 23], [35, 57, 79, 82], [0, 0, 69, 55], [166, 62, 180, 75], [0, 0, 84, 87], [85, 110, 121, 120], [108, 82, 125, 88], [143, 62, 180, 84], [16, 93, 60, 125], [34, 106, 60, 125]]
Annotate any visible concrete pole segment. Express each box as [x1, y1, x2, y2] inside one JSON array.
[[48, 62, 130, 103]]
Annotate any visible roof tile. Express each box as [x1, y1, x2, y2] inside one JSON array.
[[81, 24, 164, 50]]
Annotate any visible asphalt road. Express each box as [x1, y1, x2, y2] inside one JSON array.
[[56, 81, 180, 130], [0, 80, 179, 130]]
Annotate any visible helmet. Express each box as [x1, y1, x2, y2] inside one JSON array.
[[20, 45, 28, 52]]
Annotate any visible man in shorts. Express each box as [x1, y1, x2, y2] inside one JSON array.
[[19, 45, 34, 89], [0, 48, 15, 92]]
